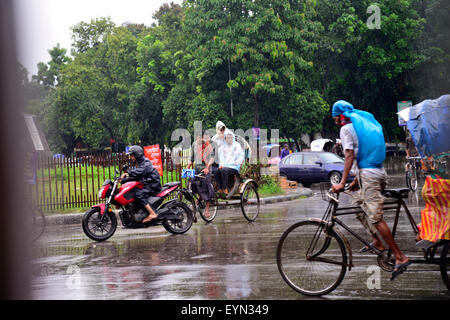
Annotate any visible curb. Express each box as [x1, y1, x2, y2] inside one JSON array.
[[260, 188, 313, 204], [44, 187, 313, 226]]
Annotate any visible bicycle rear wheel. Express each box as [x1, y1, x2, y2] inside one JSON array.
[[440, 241, 450, 292], [276, 220, 347, 296]]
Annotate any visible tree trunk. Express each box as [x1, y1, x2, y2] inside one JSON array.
[[253, 94, 259, 128]]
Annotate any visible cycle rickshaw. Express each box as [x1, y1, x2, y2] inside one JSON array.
[[178, 134, 260, 223], [276, 182, 449, 296], [277, 94, 450, 296]]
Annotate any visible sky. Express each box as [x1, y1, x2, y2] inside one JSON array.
[[13, 0, 183, 77]]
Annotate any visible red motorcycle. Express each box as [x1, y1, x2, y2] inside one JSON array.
[[82, 165, 194, 241]]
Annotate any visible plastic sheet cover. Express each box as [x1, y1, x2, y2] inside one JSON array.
[[406, 95, 450, 157]]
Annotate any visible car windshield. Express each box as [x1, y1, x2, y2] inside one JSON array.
[[318, 152, 344, 164]]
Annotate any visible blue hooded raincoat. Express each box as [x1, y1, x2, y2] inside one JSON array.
[[332, 100, 386, 169]]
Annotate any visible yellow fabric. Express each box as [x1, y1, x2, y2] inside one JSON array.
[[418, 176, 450, 241]]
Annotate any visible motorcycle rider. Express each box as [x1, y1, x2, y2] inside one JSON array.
[[121, 145, 162, 224]]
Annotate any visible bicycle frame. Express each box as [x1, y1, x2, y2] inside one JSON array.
[[308, 190, 436, 270], [278, 183, 449, 295]]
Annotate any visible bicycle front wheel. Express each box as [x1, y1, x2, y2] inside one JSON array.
[[241, 183, 260, 222], [406, 169, 418, 191], [27, 204, 46, 242], [276, 220, 347, 296], [198, 196, 219, 223]]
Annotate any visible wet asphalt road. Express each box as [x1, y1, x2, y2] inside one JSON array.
[[30, 174, 449, 300]]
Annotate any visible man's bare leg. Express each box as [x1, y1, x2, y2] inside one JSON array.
[[368, 233, 386, 251], [204, 201, 211, 218], [375, 220, 409, 265], [142, 204, 158, 223]]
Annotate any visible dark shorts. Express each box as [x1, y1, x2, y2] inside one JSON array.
[[192, 174, 215, 201], [135, 187, 160, 206]]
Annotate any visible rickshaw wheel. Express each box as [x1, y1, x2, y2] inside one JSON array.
[[241, 182, 260, 222], [440, 241, 449, 292]]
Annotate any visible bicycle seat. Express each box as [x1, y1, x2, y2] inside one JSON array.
[[382, 188, 409, 199]]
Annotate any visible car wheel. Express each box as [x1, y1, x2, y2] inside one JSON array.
[[329, 172, 342, 185]]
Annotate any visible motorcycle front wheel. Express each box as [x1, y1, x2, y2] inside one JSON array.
[[82, 207, 117, 241], [162, 202, 193, 234]]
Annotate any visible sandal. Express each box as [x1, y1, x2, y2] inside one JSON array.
[[390, 261, 412, 281], [360, 242, 386, 254]]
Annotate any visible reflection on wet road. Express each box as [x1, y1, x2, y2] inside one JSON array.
[[31, 173, 449, 300]]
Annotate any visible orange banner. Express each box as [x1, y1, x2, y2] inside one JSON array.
[[143, 144, 163, 176], [417, 176, 450, 242]]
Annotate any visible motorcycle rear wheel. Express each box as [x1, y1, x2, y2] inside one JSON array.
[[162, 202, 193, 234], [82, 207, 117, 241]]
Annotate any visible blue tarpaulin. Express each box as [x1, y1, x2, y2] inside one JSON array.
[[406, 94, 450, 158]]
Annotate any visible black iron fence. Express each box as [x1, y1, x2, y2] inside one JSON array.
[[26, 150, 189, 211]]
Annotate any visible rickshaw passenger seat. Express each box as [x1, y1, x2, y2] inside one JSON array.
[[382, 188, 410, 199]]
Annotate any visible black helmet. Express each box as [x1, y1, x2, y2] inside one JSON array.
[[127, 145, 144, 159]]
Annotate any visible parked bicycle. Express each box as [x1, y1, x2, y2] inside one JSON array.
[[276, 182, 449, 296], [405, 156, 424, 191]]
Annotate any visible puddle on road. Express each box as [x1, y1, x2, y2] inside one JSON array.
[[30, 183, 448, 300], [31, 206, 293, 299]]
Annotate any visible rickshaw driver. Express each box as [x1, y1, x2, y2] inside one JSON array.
[[186, 131, 216, 218], [330, 100, 411, 280]]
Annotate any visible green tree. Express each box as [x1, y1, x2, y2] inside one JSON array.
[[315, 0, 427, 141], [412, 0, 450, 101], [70, 17, 115, 54], [32, 44, 71, 90], [32, 0, 450, 154], [132, 2, 189, 145], [47, 20, 142, 153], [183, 0, 328, 138]]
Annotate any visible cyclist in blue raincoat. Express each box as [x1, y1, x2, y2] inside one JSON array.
[[331, 100, 411, 280]]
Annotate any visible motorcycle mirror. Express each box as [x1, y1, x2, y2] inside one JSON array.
[[122, 165, 128, 172]]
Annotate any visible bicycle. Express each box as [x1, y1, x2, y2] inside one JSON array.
[[26, 198, 46, 242], [276, 182, 449, 296], [405, 156, 423, 191]]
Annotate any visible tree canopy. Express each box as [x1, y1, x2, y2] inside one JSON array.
[[19, 0, 450, 154]]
